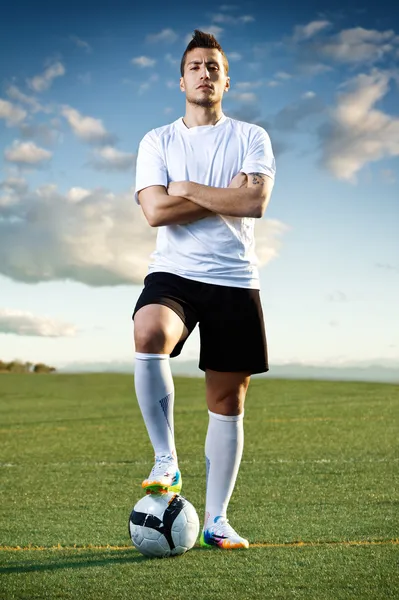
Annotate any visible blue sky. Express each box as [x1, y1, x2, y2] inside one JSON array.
[[0, 0, 398, 370]]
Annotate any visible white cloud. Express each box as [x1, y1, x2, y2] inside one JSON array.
[[293, 20, 331, 42], [0, 183, 287, 286], [235, 82, 252, 90], [70, 35, 92, 53], [212, 13, 254, 25], [201, 25, 223, 38], [77, 72, 92, 85], [0, 177, 28, 207], [4, 140, 52, 165], [89, 146, 135, 172], [0, 195, 19, 208], [292, 26, 399, 75], [0, 177, 28, 194], [146, 29, 178, 43], [19, 122, 61, 146], [255, 218, 289, 265], [227, 51, 242, 61], [274, 94, 324, 131], [275, 71, 292, 80], [0, 99, 27, 126], [230, 92, 258, 103], [27, 61, 65, 92], [138, 74, 159, 95], [6, 85, 48, 114], [235, 81, 263, 90], [317, 27, 398, 64], [186, 25, 224, 44], [0, 309, 76, 337], [298, 63, 333, 76], [0, 184, 155, 285], [256, 24, 398, 80], [66, 187, 91, 203], [131, 56, 156, 68], [302, 91, 316, 99], [319, 69, 399, 181], [61, 105, 115, 145], [165, 53, 179, 66]]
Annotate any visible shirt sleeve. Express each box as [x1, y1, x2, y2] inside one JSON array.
[[134, 131, 168, 204], [240, 126, 276, 181]]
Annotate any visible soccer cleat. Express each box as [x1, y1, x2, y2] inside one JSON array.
[[200, 516, 249, 549], [142, 454, 182, 494]]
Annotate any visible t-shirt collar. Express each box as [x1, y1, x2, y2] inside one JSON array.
[[178, 113, 227, 132]]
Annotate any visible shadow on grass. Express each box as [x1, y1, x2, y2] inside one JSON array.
[[0, 546, 217, 574], [0, 550, 148, 574]]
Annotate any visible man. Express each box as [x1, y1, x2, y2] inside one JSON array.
[[133, 30, 275, 549]]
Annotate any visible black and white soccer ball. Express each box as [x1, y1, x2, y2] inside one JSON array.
[[128, 492, 200, 558]]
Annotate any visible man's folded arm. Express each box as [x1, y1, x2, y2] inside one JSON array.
[[168, 173, 274, 219], [138, 185, 213, 227]]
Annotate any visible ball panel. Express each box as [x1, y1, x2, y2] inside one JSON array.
[[128, 493, 200, 558], [133, 494, 170, 519], [171, 510, 188, 534], [139, 538, 169, 558]]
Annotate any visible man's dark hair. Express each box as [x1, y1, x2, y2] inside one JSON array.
[[180, 29, 229, 76]]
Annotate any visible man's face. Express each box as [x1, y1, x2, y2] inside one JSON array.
[[180, 48, 230, 108]]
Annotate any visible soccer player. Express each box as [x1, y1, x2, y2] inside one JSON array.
[[133, 30, 275, 549]]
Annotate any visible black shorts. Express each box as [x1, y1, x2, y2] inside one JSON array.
[[132, 272, 269, 375]]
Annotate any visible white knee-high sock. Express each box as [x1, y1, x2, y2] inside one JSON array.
[[204, 410, 244, 528], [134, 352, 176, 459]]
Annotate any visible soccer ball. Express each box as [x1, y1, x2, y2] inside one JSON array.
[[128, 492, 200, 558]]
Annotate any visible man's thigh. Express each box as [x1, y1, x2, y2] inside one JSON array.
[[132, 272, 199, 356]]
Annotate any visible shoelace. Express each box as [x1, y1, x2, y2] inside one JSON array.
[[210, 518, 237, 538], [150, 454, 176, 477]]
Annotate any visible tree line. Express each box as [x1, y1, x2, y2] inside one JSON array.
[[0, 360, 56, 374]]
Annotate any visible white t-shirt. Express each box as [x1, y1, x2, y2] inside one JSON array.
[[134, 114, 276, 289]]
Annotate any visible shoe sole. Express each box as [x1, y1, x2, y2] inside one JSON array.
[[199, 531, 249, 549], [142, 471, 182, 495]]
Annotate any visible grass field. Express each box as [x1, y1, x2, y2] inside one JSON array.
[[0, 373, 398, 599]]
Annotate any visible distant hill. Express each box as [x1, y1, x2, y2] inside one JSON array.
[[261, 363, 399, 384], [59, 360, 399, 384]]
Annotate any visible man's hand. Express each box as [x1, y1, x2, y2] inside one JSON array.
[[228, 172, 248, 189], [167, 181, 188, 197]]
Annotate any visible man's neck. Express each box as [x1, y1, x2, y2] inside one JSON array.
[[182, 105, 224, 128]]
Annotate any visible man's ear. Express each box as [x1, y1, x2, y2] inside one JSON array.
[[179, 77, 185, 92], [225, 77, 230, 92]]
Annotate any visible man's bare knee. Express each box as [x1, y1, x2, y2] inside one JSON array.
[[205, 370, 250, 416], [134, 327, 169, 354], [134, 304, 188, 354]]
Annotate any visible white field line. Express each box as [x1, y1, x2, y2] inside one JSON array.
[[1, 457, 398, 468], [1, 539, 398, 552]]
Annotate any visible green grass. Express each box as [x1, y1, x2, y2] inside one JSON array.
[[0, 373, 398, 599]]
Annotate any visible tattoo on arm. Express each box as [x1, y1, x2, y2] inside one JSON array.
[[249, 172, 267, 186]]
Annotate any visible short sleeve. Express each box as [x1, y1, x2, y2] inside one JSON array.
[[241, 127, 276, 181], [134, 131, 168, 204]]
